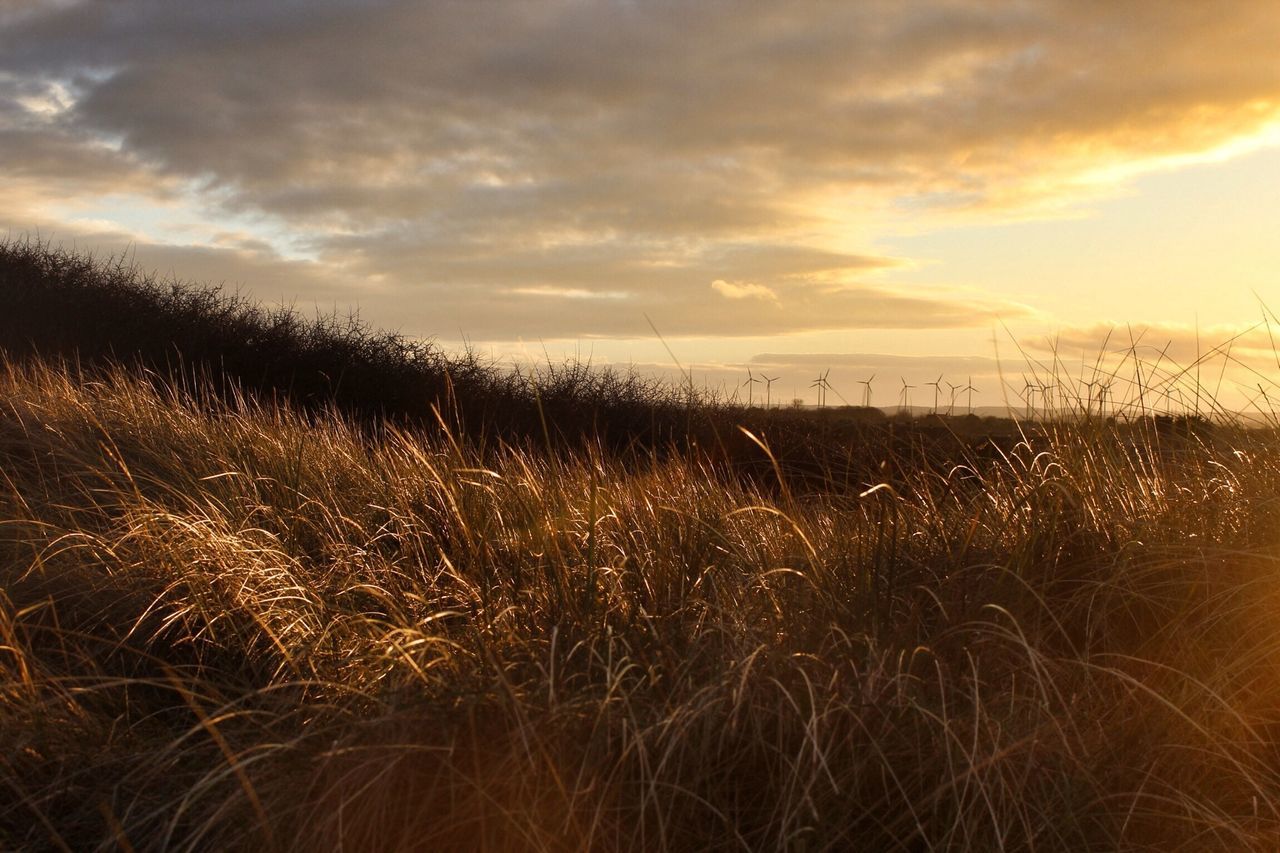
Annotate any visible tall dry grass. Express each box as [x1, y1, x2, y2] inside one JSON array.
[[3, 359, 1280, 850]]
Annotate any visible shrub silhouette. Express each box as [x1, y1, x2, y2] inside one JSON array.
[[3, 238, 1200, 491], [0, 238, 710, 452]]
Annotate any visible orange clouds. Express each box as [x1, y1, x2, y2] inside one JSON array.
[[1, 2, 1279, 338], [711, 279, 776, 301]]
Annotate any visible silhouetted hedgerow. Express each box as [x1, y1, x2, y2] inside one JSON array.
[[0, 238, 721, 453], [1, 238, 1210, 491]]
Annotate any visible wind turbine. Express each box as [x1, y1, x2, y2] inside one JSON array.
[[965, 377, 978, 415], [899, 377, 916, 413], [926, 374, 944, 413], [1022, 377, 1036, 419], [1097, 380, 1113, 417], [822, 370, 838, 407], [1039, 382, 1055, 419], [858, 374, 876, 408], [1081, 379, 1098, 418], [947, 381, 961, 415], [761, 373, 778, 408], [811, 369, 832, 408], [742, 368, 760, 407]]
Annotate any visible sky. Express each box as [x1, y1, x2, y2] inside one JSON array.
[[3, 0, 1280, 409]]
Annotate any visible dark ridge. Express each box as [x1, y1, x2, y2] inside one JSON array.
[[0, 237, 714, 453], [3, 238, 1207, 492]]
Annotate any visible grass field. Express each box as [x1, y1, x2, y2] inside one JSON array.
[[5, 244, 1280, 850]]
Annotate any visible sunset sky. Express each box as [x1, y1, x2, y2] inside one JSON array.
[[4, 1, 1280, 406]]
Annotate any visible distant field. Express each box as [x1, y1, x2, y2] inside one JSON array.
[[4, 243, 1280, 850]]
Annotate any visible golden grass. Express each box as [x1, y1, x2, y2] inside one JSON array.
[[4, 360, 1280, 850]]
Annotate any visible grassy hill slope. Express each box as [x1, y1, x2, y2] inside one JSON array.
[[2, 358, 1280, 849], [2, 241, 1280, 849]]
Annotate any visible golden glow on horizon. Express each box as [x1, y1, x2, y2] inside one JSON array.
[[2, 1, 1280, 404], [1076, 112, 1280, 189]]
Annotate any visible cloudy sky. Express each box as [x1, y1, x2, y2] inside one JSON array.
[[4, 1, 1280, 406]]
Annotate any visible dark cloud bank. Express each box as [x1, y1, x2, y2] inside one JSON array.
[[2, 1, 1279, 338]]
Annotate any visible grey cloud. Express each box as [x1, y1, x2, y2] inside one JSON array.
[[750, 352, 1002, 374], [0, 126, 158, 196], [0, 72, 168, 200], [2, 2, 1279, 338], [9, 3, 1280, 202], [1020, 323, 1280, 371], [0, 216, 353, 309], [309, 231, 1032, 337], [345, 283, 1022, 340]]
